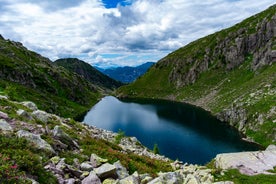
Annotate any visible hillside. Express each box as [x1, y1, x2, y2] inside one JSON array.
[[54, 58, 123, 90], [99, 62, 155, 83], [0, 35, 104, 119], [117, 5, 276, 146]]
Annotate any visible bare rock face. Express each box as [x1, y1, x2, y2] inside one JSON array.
[[168, 13, 276, 88], [215, 145, 276, 175], [81, 172, 101, 184], [21, 101, 38, 111], [94, 163, 117, 180], [17, 130, 55, 154], [217, 106, 247, 131], [0, 119, 13, 133]]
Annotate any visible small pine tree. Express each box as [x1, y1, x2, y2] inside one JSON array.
[[153, 143, 160, 154]]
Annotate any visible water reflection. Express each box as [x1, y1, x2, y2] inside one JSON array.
[[83, 96, 259, 164]]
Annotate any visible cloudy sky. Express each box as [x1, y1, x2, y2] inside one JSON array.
[[0, 0, 275, 68]]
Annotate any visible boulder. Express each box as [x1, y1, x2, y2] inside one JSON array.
[[80, 162, 94, 171], [16, 109, 32, 120], [66, 178, 76, 184], [94, 163, 117, 179], [21, 101, 38, 111], [82, 172, 101, 184], [103, 178, 119, 184], [0, 111, 8, 119], [90, 153, 108, 167], [215, 148, 276, 175], [0, 119, 13, 133], [113, 160, 129, 179], [52, 125, 77, 148], [213, 182, 234, 184], [50, 156, 61, 165], [148, 172, 183, 184], [0, 95, 8, 99], [119, 175, 139, 184], [266, 144, 276, 151], [17, 130, 55, 154], [184, 174, 200, 184], [32, 110, 50, 123]]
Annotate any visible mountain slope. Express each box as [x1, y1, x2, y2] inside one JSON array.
[[118, 5, 276, 146], [0, 35, 103, 118], [54, 58, 123, 90], [99, 62, 155, 83]]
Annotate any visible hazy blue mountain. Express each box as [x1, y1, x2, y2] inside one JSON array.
[[98, 62, 155, 83]]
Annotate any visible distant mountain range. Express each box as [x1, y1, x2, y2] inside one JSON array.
[[97, 62, 155, 83]]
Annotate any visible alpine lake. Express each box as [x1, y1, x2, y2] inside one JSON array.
[[83, 96, 260, 164]]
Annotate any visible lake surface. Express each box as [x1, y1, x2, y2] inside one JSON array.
[[83, 96, 259, 164]]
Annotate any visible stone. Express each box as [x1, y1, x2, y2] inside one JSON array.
[[184, 174, 200, 184], [103, 178, 119, 184], [0, 119, 13, 133], [213, 182, 234, 184], [32, 110, 50, 123], [148, 172, 183, 184], [21, 101, 38, 111], [81, 172, 101, 184], [90, 153, 108, 167], [215, 149, 276, 175], [80, 162, 94, 171], [80, 171, 90, 179], [17, 130, 55, 154], [52, 125, 75, 147], [66, 178, 76, 184], [119, 175, 139, 184], [94, 163, 117, 179], [50, 156, 61, 165], [0, 95, 8, 99], [113, 160, 129, 179], [141, 176, 153, 184], [0, 111, 8, 119], [266, 144, 276, 151], [17, 109, 33, 120]]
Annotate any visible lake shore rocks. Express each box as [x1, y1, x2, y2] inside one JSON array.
[[215, 145, 276, 175]]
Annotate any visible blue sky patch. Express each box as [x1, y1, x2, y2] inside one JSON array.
[[101, 0, 132, 8]]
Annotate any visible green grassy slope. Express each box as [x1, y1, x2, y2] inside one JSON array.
[[118, 5, 276, 146], [0, 36, 102, 119], [54, 58, 123, 90]]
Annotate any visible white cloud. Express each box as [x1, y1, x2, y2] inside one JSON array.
[[0, 0, 275, 68]]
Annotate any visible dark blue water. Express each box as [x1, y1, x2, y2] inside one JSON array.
[[83, 96, 259, 164]]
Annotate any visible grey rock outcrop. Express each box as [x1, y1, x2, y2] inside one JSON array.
[[0, 119, 13, 133], [32, 110, 51, 123], [119, 175, 139, 184], [0, 111, 8, 119], [217, 106, 247, 131], [215, 145, 276, 175], [148, 172, 183, 184], [114, 161, 129, 179], [82, 172, 101, 184], [90, 153, 108, 167], [80, 162, 94, 172], [94, 163, 117, 179], [17, 130, 55, 154], [21, 101, 38, 111]]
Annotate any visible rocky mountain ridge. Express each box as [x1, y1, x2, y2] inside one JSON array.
[[117, 4, 276, 147], [54, 58, 123, 90]]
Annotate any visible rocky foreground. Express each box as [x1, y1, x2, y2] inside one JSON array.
[[0, 95, 275, 183]]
